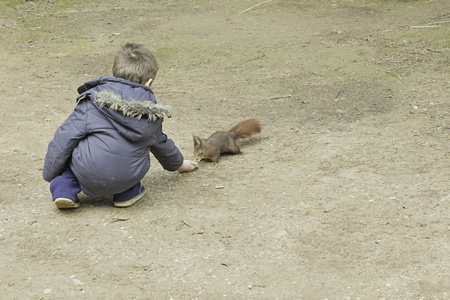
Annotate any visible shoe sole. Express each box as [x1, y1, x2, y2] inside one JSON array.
[[55, 198, 80, 209], [114, 188, 147, 207]]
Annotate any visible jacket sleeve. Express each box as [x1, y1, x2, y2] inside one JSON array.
[[149, 126, 184, 171], [42, 101, 88, 182]]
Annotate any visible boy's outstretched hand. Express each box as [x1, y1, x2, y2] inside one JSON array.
[[177, 160, 199, 172]]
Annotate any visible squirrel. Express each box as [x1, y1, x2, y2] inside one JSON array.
[[193, 118, 261, 165]]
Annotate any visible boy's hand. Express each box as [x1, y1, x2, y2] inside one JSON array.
[[177, 160, 199, 172]]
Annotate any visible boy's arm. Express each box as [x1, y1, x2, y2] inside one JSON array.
[[43, 101, 88, 182], [149, 127, 184, 171]]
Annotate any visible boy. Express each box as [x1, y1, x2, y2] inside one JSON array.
[[43, 42, 198, 209]]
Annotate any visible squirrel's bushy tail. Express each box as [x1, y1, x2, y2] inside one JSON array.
[[229, 118, 261, 139]]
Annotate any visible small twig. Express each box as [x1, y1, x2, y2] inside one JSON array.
[[181, 219, 192, 227], [144, 265, 165, 272], [32, 72, 44, 78], [111, 217, 129, 222], [384, 120, 399, 125], [335, 89, 342, 98], [440, 194, 450, 202], [238, 0, 272, 15], [260, 95, 292, 101], [427, 48, 443, 53], [385, 71, 402, 80], [410, 25, 440, 29]]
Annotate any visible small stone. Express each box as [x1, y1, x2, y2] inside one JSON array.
[[72, 278, 86, 286]]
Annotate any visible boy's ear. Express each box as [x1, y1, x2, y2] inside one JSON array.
[[143, 78, 153, 87]]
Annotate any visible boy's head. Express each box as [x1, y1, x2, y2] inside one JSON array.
[[113, 42, 158, 86]]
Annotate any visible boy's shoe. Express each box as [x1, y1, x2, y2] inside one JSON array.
[[114, 184, 146, 208], [54, 197, 80, 209]]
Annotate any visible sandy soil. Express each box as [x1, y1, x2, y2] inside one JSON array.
[[0, 0, 449, 298]]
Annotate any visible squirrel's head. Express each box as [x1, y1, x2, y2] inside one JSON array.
[[193, 135, 205, 162]]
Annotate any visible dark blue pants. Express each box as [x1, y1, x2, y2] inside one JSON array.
[[50, 165, 141, 202], [49, 166, 81, 201]]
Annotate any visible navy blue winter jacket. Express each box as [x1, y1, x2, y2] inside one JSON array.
[[43, 76, 184, 196]]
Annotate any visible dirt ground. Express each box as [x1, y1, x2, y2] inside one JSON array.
[[0, 0, 449, 298]]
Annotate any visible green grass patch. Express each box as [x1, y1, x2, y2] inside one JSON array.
[[0, 0, 23, 16], [154, 47, 177, 60], [1, 0, 87, 16], [45, 0, 87, 11]]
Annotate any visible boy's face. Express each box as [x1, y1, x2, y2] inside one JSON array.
[[143, 78, 153, 87]]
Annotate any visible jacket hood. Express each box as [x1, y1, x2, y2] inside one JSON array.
[[77, 76, 170, 142], [93, 90, 172, 121], [78, 76, 172, 121]]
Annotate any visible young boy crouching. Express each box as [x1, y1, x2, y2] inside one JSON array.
[[43, 42, 198, 209]]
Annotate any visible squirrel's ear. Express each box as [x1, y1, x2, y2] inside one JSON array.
[[193, 135, 200, 146], [193, 135, 204, 147]]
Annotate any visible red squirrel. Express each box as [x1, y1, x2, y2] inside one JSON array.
[[193, 118, 261, 165]]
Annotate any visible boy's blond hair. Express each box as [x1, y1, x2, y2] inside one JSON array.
[[113, 43, 158, 84]]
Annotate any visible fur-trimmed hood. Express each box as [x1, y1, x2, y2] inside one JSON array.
[[76, 76, 170, 142], [93, 90, 172, 121], [77, 76, 171, 121]]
